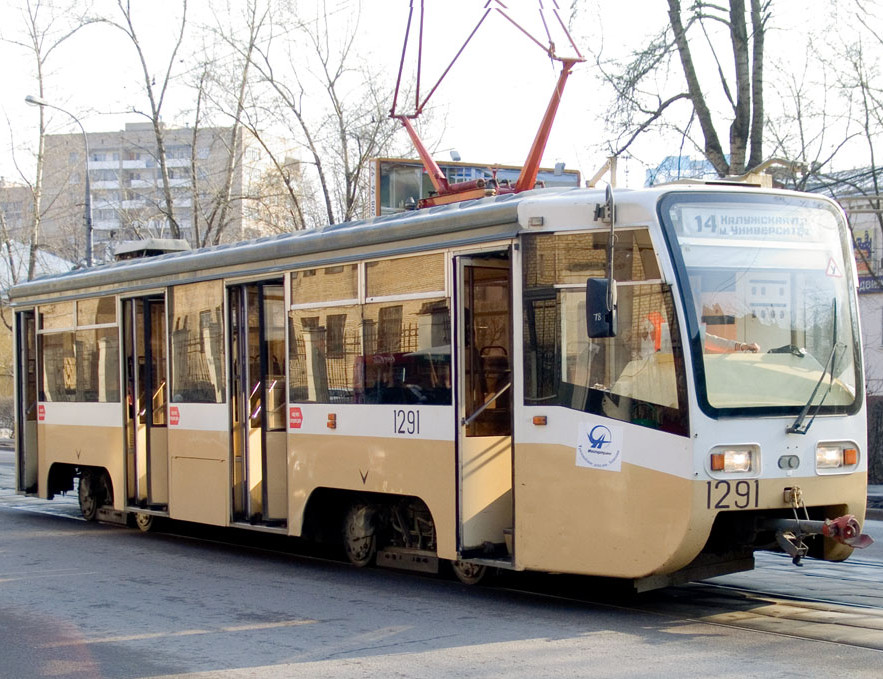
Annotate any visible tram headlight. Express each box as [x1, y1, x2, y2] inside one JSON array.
[[710, 447, 754, 473], [816, 444, 859, 470]]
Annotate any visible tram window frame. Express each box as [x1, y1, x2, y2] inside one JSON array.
[[362, 252, 450, 405], [362, 297, 452, 406], [291, 263, 358, 307], [288, 252, 452, 406], [365, 253, 447, 303], [658, 191, 863, 420], [38, 296, 121, 403], [521, 230, 689, 436], [289, 304, 363, 404], [169, 280, 226, 404]]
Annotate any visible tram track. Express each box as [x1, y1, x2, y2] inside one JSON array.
[[487, 576, 883, 652], [4, 489, 883, 653], [639, 582, 883, 651], [126, 516, 883, 653]]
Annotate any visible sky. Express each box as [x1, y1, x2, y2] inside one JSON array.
[[0, 0, 877, 192]]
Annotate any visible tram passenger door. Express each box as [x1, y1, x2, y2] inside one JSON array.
[[229, 281, 287, 526], [15, 310, 38, 494], [123, 297, 169, 509], [455, 254, 514, 559]]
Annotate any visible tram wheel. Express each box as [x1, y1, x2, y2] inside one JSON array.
[[78, 470, 109, 522], [450, 560, 488, 585], [343, 503, 377, 567], [134, 512, 155, 533]]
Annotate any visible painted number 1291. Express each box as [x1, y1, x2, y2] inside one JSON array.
[[393, 409, 420, 435], [706, 479, 759, 510]]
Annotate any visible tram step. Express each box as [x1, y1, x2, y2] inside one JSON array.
[[503, 528, 513, 555], [97, 507, 127, 525], [377, 547, 439, 574]]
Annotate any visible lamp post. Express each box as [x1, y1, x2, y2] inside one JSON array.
[[25, 94, 93, 267]]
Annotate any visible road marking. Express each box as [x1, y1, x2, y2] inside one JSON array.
[[0, 570, 99, 584], [0, 504, 84, 520], [40, 619, 319, 647]]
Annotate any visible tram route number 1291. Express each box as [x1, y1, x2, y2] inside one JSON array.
[[706, 479, 759, 509], [393, 408, 420, 435]]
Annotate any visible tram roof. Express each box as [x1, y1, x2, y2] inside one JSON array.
[[8, 186, 573, 303], [9, 181, 821, 304]]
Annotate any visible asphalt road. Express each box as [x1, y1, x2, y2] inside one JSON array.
[[1, 442, 882, 678]]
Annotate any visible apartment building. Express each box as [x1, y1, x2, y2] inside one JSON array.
[[0, 179, 33, 245], [40, 122, 292, 262]]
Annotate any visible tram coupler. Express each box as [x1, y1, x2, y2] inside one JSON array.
[[761, 516, 874, 566]]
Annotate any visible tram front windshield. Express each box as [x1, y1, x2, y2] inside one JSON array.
[[661, 192, 861, 415]]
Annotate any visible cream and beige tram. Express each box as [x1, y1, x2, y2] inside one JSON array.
[[11, 183, 872, 589]]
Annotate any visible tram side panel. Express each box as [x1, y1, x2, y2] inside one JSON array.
[[286, 257, 457, 553], [286, 406, 458, 558], [515, 228, 704, 577], [514, 415, 702, 578], [33, 298, 127, 509], [166, 282, 230, 527], [166, 405, 230, 526], [37, 403, 126, 510]]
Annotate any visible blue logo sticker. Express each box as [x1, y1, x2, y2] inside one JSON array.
[[588, 424, 612, 450], [576, 421, 622, 471]]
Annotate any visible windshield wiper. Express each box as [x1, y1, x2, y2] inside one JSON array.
[[787, 299, 841, 435]]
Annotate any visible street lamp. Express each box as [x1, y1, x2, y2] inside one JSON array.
[[25, 94, 93, 267]]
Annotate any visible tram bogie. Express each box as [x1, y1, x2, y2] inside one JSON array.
[[10, 183, 872, 590]]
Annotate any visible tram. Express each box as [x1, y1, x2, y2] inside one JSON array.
[[10, 181, 873, 589]]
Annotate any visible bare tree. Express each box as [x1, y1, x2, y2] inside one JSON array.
[[592, 0, 770, 177], [187, 60, 211, 247], [189, 0, 269, 246], [249, 2, 405, 227], [764, 57, 858, 191], [840, 34, 883, 230], [2, 0, 96, 278], [768, 3, 882, 227], [100, 0, 188, 239]]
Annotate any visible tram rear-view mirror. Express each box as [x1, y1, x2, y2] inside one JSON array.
[[586, 278, 617, 338]]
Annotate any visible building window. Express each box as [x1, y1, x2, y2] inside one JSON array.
[[377, 306, 403, 354], [167, 144, 192, 159], [326, 314, 347, 358]]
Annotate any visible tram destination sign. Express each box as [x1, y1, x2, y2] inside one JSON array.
[[676, 205, 836, 243]]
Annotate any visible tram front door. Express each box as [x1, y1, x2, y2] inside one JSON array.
[[229, 281, 288, 526], [455, 254, 514, 559], [123, 296, 169, 510]]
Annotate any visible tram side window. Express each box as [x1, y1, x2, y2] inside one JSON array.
[[363, 254, 451, 405], [522, 231, 688, 436], [292, 264, 358, 304], [39, 298, 120, 403], [170, 281, 225, 403], [362, 299, 451, 405], [289, 305, 362, 404], [288, 254, 452, 405]]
